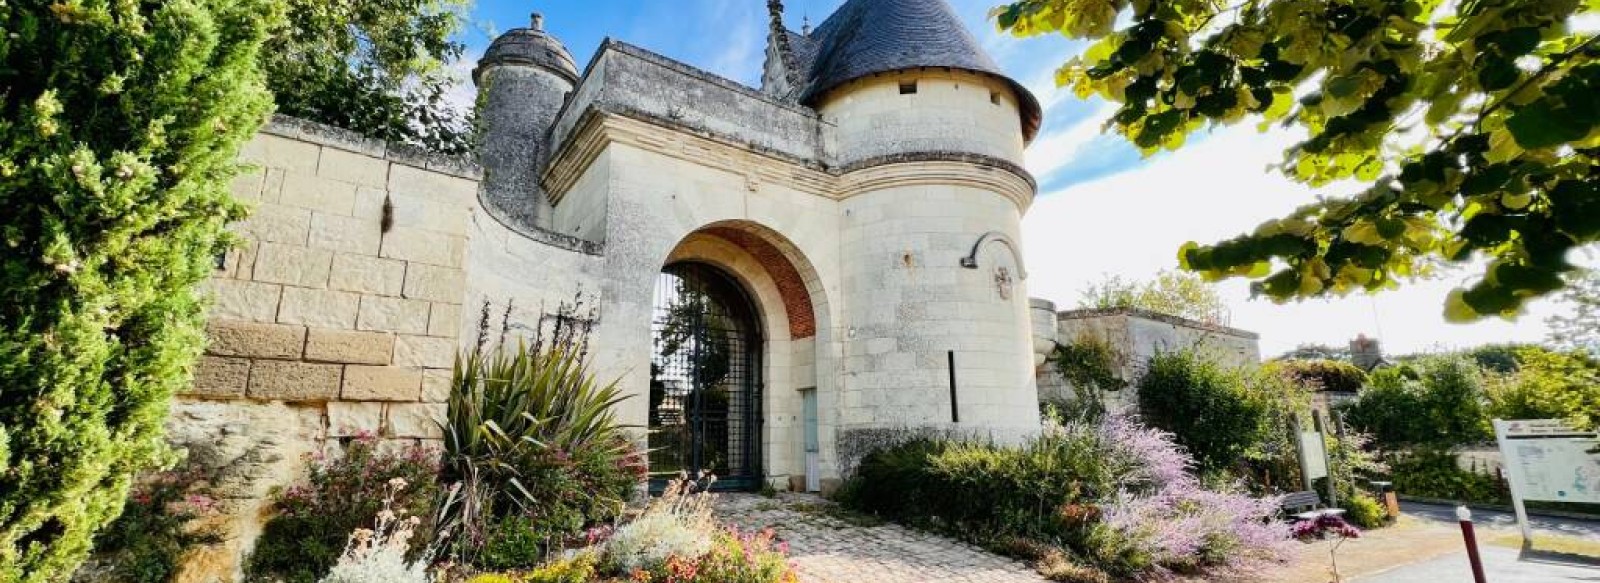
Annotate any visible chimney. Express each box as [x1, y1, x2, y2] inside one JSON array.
[[1350, 334, 1383, 371]]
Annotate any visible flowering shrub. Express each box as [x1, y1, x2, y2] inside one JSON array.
[[693, 527, 799, 583], [838, 413, 1293, 580], [247, 436, 441, 583], [90, 467, 226, 582], [1292, 514, 1361, 582], [603, 476, 718, 574], [319, 479, 431, 583]]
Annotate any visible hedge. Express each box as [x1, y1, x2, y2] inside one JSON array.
[[0, 2, 278, 580]]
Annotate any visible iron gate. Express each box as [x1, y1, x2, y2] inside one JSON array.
[[649, 262, 762, 491]]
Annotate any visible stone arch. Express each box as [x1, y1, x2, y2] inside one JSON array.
[[658, 219, 832, 491], [664, 220, 827, 342]]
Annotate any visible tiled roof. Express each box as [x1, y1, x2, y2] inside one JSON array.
[[795, 0, 1041, 141]]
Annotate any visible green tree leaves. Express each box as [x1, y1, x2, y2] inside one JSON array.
[[0, 2, 278, 580], [995, 0, 1600, 320], [262, 0, 473, 155]]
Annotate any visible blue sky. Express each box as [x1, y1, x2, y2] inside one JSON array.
[[460, 1, 1580, 355]]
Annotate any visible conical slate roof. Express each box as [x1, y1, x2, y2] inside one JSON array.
[[475, 13, 579, 84], [796, 0, 1041, 141]]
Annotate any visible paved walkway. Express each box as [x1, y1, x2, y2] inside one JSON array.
[[1354, 546, 1600, 582], [1401, 500, 1600, 540], [712, 493, 1600, 583], [714, 492, 1046, 583]]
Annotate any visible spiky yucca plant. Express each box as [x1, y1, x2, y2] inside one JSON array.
[[437, 300, 642, 566]]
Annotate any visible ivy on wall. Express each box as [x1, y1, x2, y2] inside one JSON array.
[[0, 2, 278, 580]]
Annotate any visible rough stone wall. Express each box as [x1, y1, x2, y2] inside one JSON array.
[[175, 117, 480, 580], [816, 70, 1027, 168], [1040, 308, 1261, 411], [548, 41, 826, 169]]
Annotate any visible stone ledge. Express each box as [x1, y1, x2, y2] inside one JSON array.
[[1056, 307, 1260, 340], [260, 115, 482, 180]]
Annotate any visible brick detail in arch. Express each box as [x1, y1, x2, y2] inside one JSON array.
[[701, 227, 816, 339]]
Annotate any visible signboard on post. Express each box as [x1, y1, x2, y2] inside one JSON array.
[[1492, 419, 1600, 543]]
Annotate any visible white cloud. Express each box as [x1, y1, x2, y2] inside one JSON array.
[[1020, 123, 1569, 357]]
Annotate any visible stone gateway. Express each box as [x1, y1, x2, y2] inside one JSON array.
[[177, 0, 1065, 577]]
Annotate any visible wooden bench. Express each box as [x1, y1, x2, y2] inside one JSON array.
[[1281, 490, 1345, 521]]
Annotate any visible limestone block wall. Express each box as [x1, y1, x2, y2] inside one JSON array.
[[174, 117, 481, 579], [1041, 308, 1261, 410], [816, 70, 1027, 168]]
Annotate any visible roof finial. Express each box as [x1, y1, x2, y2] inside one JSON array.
[[531, 12, 544, 32], [802, 14, 811, 36]]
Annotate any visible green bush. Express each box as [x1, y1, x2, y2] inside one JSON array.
[[0, 2, 277, 580], [1342, 357, 1492, 449], [837, 414, 1291, 580], [246, 438, 441, 583], [1344, 494, 1387, 529], [1050, 334, 1127, 417], [1383, 450, 1508, 505], [1268, 359, 1367, 393], [90, 468, 225, 582], [1137, 351, 1270, 475], [439, 303, 645, 568], [1484, 346, 1600, 431]]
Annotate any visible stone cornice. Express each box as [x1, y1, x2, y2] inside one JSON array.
[[542, 108, 1036, 211]]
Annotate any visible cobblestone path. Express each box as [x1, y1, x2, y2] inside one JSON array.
[[715, 492, 1048, 583]]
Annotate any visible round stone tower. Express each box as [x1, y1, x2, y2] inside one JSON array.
[[474, 13, 579, 229], [799, 0, 1045, 440]]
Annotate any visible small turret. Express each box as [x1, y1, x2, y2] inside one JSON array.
[[475, 12, 579, 229]]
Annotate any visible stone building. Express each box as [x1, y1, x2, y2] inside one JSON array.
[[1030, 302, 1263, 411], [174, 0, 1051, 575]]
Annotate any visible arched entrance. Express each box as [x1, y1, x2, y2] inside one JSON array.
[[649, 262, 763, 490]]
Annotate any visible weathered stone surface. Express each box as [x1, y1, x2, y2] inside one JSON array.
[[308, 212, 381, 255], [234, 203, 311, 245], [427, 303, 461, 337], [327, 401, 385, 437], [421, 368, 452, 402], [189, 356, 251, 398], [356, 295, 431, 334], [276, 287, 360, 329], [393, 334, 457, 369], [229, 166, 266, 201], [385, 403, 446, 439], [402, 263, 465, 303], [206, 320, 305, 359], [341, 365, 423, 401], [388, 163, 480, 203], [239, 133, 321, 174], [248, 360, 342, 401], [164, 400, 322, 583], [279, 172, 358, 216], [329, 253, 405, 296], [201, 279, 282, 323], [305, 328, 394, 365], [379, 227, 464, 267], [252, 243, 333, 288], [317, 146, 390, 188]]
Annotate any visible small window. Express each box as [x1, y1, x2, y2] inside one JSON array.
[[990, 91, 1002, 105], [898, 80, 918, 95]]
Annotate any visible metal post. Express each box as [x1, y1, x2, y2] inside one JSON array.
[[1457, 506, 1489, 583]]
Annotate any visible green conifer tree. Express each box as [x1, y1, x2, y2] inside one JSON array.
[[0, 2, 279, 580]]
